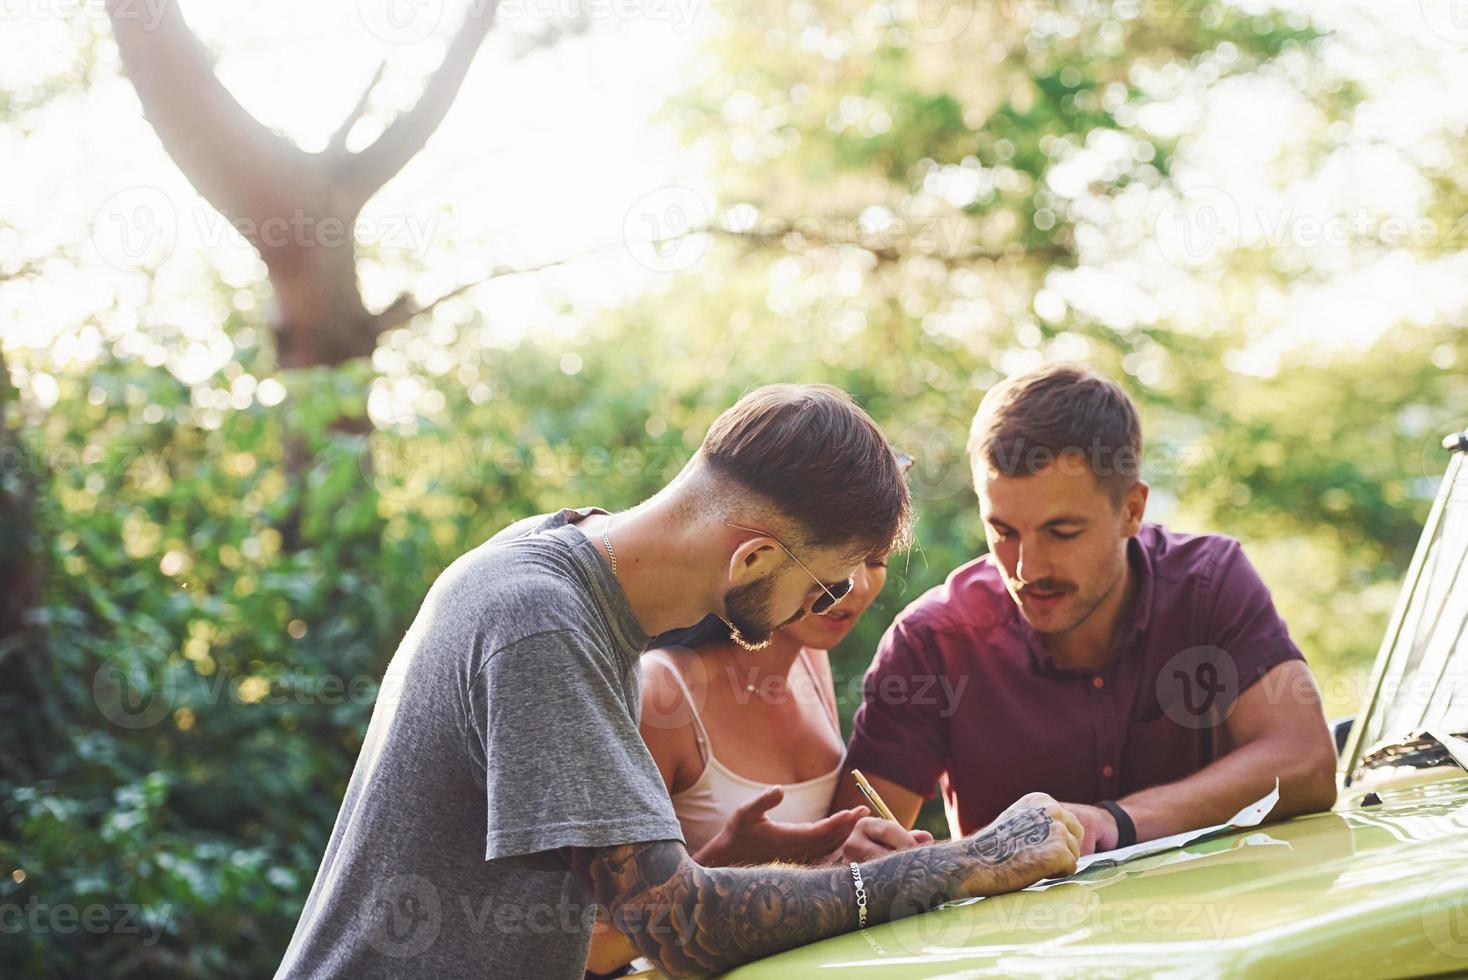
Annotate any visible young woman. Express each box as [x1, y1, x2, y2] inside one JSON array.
[[585, 558, 930, 976]]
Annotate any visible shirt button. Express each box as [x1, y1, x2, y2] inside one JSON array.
[[1103, 765, 1115, 778], [1092, 676, 1105, 689]]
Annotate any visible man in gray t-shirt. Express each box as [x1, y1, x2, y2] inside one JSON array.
[[275, 508, 681, 978], [276, 384, 1085, 979]]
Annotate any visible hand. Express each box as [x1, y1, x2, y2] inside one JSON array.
[[828, 816, 934, 863], [1056, 802, 1118, 856], [700, 786, 869, 866], [961, 792, 1083, 895]]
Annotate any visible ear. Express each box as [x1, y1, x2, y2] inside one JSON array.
[[726, 535, 783, 587], [1121, 480, 1149, 536]]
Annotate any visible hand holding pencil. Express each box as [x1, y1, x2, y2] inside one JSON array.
[[837, 769, 935, 863]]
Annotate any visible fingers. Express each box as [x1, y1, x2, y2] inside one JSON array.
[[841, 816, 933, 862], [1053, 803, 1084, 843], [826, 805, 869, 827], [800, 817, 857, 856], [1051, 842, 1079, 877], [733, 785, 784, 825], [758, 806, 872, 862], [859, 817, 917, 851], [1052, 805, 1084, 859]]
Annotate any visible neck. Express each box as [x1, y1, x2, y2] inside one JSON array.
[[727, 628, 803, 675], [577, 495, 725, 639], [1042, 557, 1136, 672], [714, 629, 805, 699]]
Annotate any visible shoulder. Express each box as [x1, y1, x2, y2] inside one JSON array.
[[637, 648, 702, 788], [425, 525, 602, 655], [799, 646, 839, 699], [1139, 522, 1247, 585], [639, 647, 696, 700], [889, 553, 1018, 641]]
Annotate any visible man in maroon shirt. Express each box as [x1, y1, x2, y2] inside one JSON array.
[[835, 363, 1338, 855]]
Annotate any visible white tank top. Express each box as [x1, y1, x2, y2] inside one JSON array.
[[645, 648, 844, 854]]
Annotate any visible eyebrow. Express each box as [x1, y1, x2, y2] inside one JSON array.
[[987, 515, 1091, 532]]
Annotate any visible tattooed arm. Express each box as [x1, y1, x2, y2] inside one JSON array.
[[572, 793, 1082, 978]]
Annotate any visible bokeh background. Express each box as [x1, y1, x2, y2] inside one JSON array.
[[3, 0, 1467, 974]]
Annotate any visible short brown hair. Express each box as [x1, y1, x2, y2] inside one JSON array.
[[699, 383, 911, 559], [968, 363, 1142, 498]]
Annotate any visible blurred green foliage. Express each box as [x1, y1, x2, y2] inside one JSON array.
[[3, 0, 1467, 976], [3, 301, 1463, 975]]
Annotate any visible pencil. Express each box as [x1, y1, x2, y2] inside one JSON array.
[[851, 768, 897, 823]]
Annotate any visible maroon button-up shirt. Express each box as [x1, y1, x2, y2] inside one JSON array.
[[844, 523, 1305, 835]]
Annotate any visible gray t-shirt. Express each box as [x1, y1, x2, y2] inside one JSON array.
[[274, 508, 685, 979]]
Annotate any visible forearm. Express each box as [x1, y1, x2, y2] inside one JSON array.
[[1119, 735, 1336, 841], [577, 807, 1057, 978]]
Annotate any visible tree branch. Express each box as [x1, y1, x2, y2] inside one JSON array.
[[327, 60, 389, 157], [370, 210, 1070, 336], [370, 250, 584, 335], [105, 0, 314, 234], [335, 2, 499, 206]]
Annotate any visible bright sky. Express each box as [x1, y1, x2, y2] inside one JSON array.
[[2, 0, 1466, 403]]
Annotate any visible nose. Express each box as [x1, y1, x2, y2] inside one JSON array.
[[1015, 540, 1051, 586]]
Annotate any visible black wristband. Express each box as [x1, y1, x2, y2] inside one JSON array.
[[1099, 800, 1137, 849]]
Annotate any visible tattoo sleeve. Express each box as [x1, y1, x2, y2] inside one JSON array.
[[570, 805, 1054, 978]]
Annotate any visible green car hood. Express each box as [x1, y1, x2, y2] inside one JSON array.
[[724, 773, 1468, 979]]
